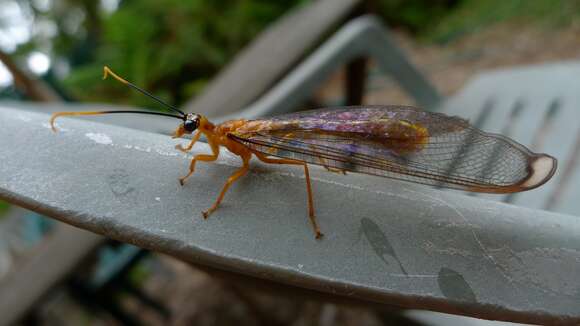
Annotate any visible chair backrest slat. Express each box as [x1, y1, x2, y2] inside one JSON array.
[[440, 62, 580, 214]]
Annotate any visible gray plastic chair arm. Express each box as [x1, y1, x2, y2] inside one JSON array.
[[1, 105, 578, 324]]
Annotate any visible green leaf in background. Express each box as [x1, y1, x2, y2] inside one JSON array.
[[0, 201, 10, 218], [63, 0, 305, 110]]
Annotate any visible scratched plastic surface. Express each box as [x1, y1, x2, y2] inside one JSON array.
[[1, 106, 579, 324]]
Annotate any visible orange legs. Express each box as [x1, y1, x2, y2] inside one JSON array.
[[175, 131, 201, 153], [177, 133, 220, 186], [253, 151, 322, 239], [176, 134, 251, 222], [318, 157, 346, 175], [179, 154, 218, 186], [177, 134, 322, 239], [309, 145, 345, 175], [202, 153, 251, 218]]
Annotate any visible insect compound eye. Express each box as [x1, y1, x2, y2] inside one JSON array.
[[183, 118, 199, 132]]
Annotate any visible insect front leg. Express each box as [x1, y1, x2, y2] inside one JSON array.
[[175, 131, 201, 153], [202, 153, 251, 219], [253, 151, 322, 239], [179, 137, 220, 186]]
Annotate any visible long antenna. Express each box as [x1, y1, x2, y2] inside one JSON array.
[[49, 110, 184, 132], [103, 66, 186, 117]]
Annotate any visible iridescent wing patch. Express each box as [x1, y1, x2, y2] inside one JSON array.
[[229, 106, 556, 193]]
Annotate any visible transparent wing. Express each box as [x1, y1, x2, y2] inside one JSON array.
[[229, 106, 556, 193]]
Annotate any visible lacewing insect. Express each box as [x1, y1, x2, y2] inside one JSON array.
[[50, 66, 557, 239]]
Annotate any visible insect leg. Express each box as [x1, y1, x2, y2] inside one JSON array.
[[253, 151, 322, 239], [202, 153, 251, 218], [175, 131, 201, 153], [179, 137, 220, 186], [316, 156, 347, 175]]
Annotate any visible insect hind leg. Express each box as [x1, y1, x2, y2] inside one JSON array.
[[253, 151, 322, 239]]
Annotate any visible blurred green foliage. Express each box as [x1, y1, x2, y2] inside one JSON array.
[[0, 200, 9, 218], [61, 0, 307, 110], [377, 0, 460, 34], [3, 0, 580, 108], [426, 0, 580, 43], [378, 0, 580, 43]]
